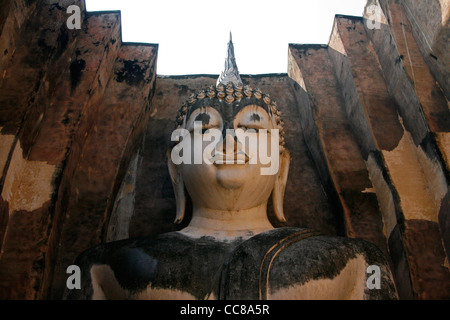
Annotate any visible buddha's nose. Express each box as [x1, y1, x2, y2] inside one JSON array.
[[223, 133, 238, 154], [221, 122, 236, 152]]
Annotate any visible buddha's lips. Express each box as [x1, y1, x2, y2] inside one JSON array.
[[210, 152, 250, 165]]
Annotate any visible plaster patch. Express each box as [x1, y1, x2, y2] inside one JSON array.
[[444, 257, 449, 271], [0, 129, 15, 177], [442, 0, 449, 24], [436, 132, 450, 172], [1, 140, 56, 212], [366, 154, 397, 237], [90, 264, 196, 300], [361, 187, 376, 193], [287, 49, 307, 92], [366, 118, 447, 237], [268, 255, 368, 300], [106, 152, 140, 242], [363, 0, 389, 27], [91, 264, 128, 300], [382, 130, 438, 222], [329, 21, 348, 57], [416, 135, 448, 215]]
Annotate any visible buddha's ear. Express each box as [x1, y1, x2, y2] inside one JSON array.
[[167, 148, 186, 224], [272, 149, 291, 223]]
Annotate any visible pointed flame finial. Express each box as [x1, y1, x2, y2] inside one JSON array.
[[216, 32, 243, 87]]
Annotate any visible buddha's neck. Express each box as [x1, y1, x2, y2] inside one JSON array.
[[179, 203, 274, 242]]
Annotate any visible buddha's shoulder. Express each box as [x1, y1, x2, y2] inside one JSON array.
[[217, 227, 395, 299], [74, 231, 240, 269], [230, 227, 386, 262], [68, 232, 243, 299]]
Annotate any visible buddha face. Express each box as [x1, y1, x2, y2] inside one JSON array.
[[168, 86, 290, 224], [182, 104, 278, 209]]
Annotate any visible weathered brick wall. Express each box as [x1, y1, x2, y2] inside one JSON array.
[[0, 0, 448, 299], [401, 0, 449, 98], [0, 1, 157, 299], [288, 0, 450, 299]]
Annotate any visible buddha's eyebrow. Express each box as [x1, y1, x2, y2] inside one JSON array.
[[194, 113, 211, 125]]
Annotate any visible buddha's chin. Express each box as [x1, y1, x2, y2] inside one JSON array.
[[215, 165, 247, 189]]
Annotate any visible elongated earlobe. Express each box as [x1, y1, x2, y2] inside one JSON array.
[[167, 149, 186, 224], [272, 149, 291, 223]]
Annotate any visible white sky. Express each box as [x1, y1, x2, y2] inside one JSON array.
[[85, 0, 367, 75]]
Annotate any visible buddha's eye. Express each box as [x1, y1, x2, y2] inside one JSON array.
[[196, 124, 220, 135], [234, 105, 272, 134], [237, 125, 259, 133], [186, 107, 223, 134], [189, 125, 210, 134]]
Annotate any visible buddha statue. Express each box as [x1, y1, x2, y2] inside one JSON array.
[[65, 36, 397, 300]]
